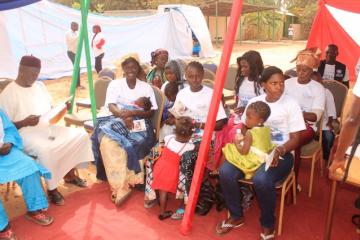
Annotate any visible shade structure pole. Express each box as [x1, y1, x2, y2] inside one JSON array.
[[80, 0, 97, 125], [180, 0, 244, 235]]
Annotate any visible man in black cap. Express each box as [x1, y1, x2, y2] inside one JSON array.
[[0, 55, 93, 206]]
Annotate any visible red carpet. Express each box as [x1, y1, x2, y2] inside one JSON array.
[[9, 160, 359, 240]]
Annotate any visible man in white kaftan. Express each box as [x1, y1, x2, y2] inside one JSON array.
[[0, 55, 93, 205]]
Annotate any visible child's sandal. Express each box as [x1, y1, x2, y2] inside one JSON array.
[[158, 211, 173, 220]]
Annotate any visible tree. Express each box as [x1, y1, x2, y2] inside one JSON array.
[[283, 0, 318, 36]]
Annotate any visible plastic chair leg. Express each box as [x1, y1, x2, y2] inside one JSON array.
[[309, 154, 316, 198]]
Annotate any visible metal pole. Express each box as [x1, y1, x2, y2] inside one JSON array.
[[257, 9, 260, 43], [80, 0, 97, 125], [180, 0, 244, 235], [272, 9, 275, 42], [215, 0, 218, 46]]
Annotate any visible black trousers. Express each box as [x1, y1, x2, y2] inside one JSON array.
[[95, 53, 104, 74], [67, 51, 80, 87]]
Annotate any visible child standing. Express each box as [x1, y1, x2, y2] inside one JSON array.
[[147, 49, 169, 85], [222, 101, 274, 179], [152, 116, 195, 220]]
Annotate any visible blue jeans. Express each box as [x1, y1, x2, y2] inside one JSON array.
[[322, 130, 335, 161], [219, 152, 293, 229], [0, 172, 49, 231]]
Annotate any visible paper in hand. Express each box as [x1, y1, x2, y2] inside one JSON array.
[[265, 149, 276, 171], [39, 96, 72, 124]]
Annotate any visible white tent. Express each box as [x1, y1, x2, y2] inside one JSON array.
[[0, 0, 214, 79]]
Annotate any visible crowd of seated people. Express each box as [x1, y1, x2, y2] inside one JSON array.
[[1, 42, 357, 240]]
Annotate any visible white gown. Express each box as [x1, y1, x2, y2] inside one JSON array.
[[0, 81, 93, 190]]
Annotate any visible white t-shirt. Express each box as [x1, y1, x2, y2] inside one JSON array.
[[164, 134, 195, 156], [237, 77, 263, 108], [105, 78, 158, 111], [242, 94, 306, 145], [353, 75, 360, 97], [174, 85, 227, 123], [160, 81, 188, 93], [355, 58, 360, 78], [285, 77, 325, 116], [0, 117, 4, 147], [0, 81, 52, 123], [92, 32, 105, 57], [323, 64, 349, 82], [65, 30, 79, 53], [322, 89, 337, 130]]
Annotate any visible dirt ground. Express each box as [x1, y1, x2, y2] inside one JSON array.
[[1, 40, 308, 219]]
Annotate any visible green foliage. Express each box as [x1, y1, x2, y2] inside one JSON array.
[[286, 0, 318, 36]]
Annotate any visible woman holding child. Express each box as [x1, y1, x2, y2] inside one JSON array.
[[145, 61, 227, 219], [216, 66, 305, 239], [91, 57, 157, 205]]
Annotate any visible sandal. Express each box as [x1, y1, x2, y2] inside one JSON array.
[[0, 227, 17, 240], [144, 199, 157, 209], [260, 232, 275, 240], [158, 211, 173, 221], [65, 177, 88, 188], [171, 208, 184, 220], [215, 219, 244, 236], [113, 190, 132, 206], [48, 190, 64, 206], [25, 211, 54, 226]]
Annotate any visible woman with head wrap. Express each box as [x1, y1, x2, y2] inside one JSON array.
[[146, 49, 169, 88], [161, 59, 186, 92], [285, 48, 326, 187]]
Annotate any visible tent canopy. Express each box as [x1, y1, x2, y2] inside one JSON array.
[[201, 0, 277, 16], [307, 0, 360, 81], [0, 0, 40, 11], [0, 0, 214, 79]]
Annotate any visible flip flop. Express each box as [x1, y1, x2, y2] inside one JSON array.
[[215, 219, 244, 236], [25, 211, 54, 226], [65, 177, 88, 188], [260, 232, 275, 240], [144, 199, 157, 209], [158, 211, 173, 221], [114, 190, 132, 206], [171, 208, 185, 220]]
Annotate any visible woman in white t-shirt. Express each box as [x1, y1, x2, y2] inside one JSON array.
[[216, 66, 305, 239], [92, 25, 105, 73], [213, 51, 265, 172], [285, 48, 325, 183], [234, 50, 264, 112], [144, 61, 228, 216], [92, 57, 158, 206]]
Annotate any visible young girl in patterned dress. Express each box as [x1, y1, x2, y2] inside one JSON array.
[[152, 116, 195, 220]]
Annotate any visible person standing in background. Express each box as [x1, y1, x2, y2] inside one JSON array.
[[92, 25, 105, 74], [66, 22, 83, 89], [318, 44, 349, 88], [288, 25, 294, 40]]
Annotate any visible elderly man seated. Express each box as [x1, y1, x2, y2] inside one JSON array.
[[0, 109, 53, 240], [0, 56, 93, 206]]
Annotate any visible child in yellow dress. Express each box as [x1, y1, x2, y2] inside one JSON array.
[[222, 101, 275, 179]]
